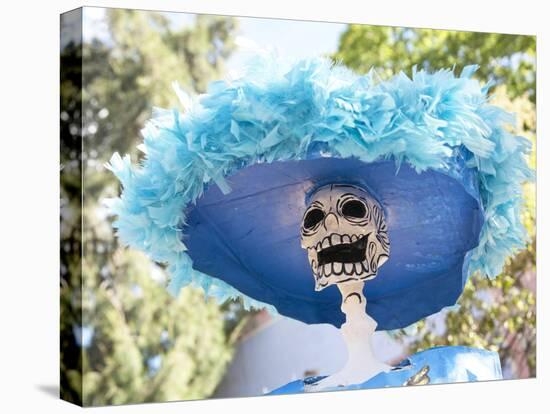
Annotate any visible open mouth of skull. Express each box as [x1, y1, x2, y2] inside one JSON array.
[[312, 233, 372, 278]]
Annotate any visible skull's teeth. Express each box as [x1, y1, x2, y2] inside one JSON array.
[[314, 260, 373, 278], [310, 234, 374, 279], [314, 234, 363, 252]]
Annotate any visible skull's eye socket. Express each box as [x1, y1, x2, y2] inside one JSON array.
[[342, 199, 367, 218], [303, 208, 324, 230]]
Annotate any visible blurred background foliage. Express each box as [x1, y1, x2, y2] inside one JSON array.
[[333, 25, 536, 378], [61, 10, 536, 406], [334, 27, 536, 102], [61, 9, 248, 406]]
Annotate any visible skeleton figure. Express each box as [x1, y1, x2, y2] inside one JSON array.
[[300, 184, 391, 390]]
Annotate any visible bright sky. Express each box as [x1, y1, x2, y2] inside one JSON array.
[[226, 16, 346, 74], [82, 7, 347, 75]]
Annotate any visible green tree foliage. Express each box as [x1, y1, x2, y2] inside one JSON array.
[[82, 10, 238, 167], [61, 9, 245, 405], [334, 26, 536, 378], [81, 249, 234, 404], [334, 26, 536, 102], [60, 35, 85, 404]]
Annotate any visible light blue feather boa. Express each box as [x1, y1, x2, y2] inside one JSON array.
[[107, 58, 533, 314]]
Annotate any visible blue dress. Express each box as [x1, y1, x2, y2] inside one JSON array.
[[268, 346, 502, 395]]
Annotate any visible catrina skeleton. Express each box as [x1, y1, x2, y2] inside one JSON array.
[[300, 184, 392, 389]]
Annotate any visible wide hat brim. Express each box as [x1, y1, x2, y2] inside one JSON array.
[[185, 154, 483, 329]]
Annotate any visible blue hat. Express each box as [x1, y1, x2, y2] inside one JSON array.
[[108, 58, 532, 330]]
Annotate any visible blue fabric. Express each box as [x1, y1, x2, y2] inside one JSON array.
[[107, 58, 533, 325], [268, 346, 503, 394], [185, 157, 482, 329]]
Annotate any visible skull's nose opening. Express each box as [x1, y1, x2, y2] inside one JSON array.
[[317, 234, 369, 266]]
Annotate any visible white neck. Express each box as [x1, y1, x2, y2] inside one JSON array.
[[306, 281, 391, 391]]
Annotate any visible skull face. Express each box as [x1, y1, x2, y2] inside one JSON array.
[[300, 184, 390, 291]]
